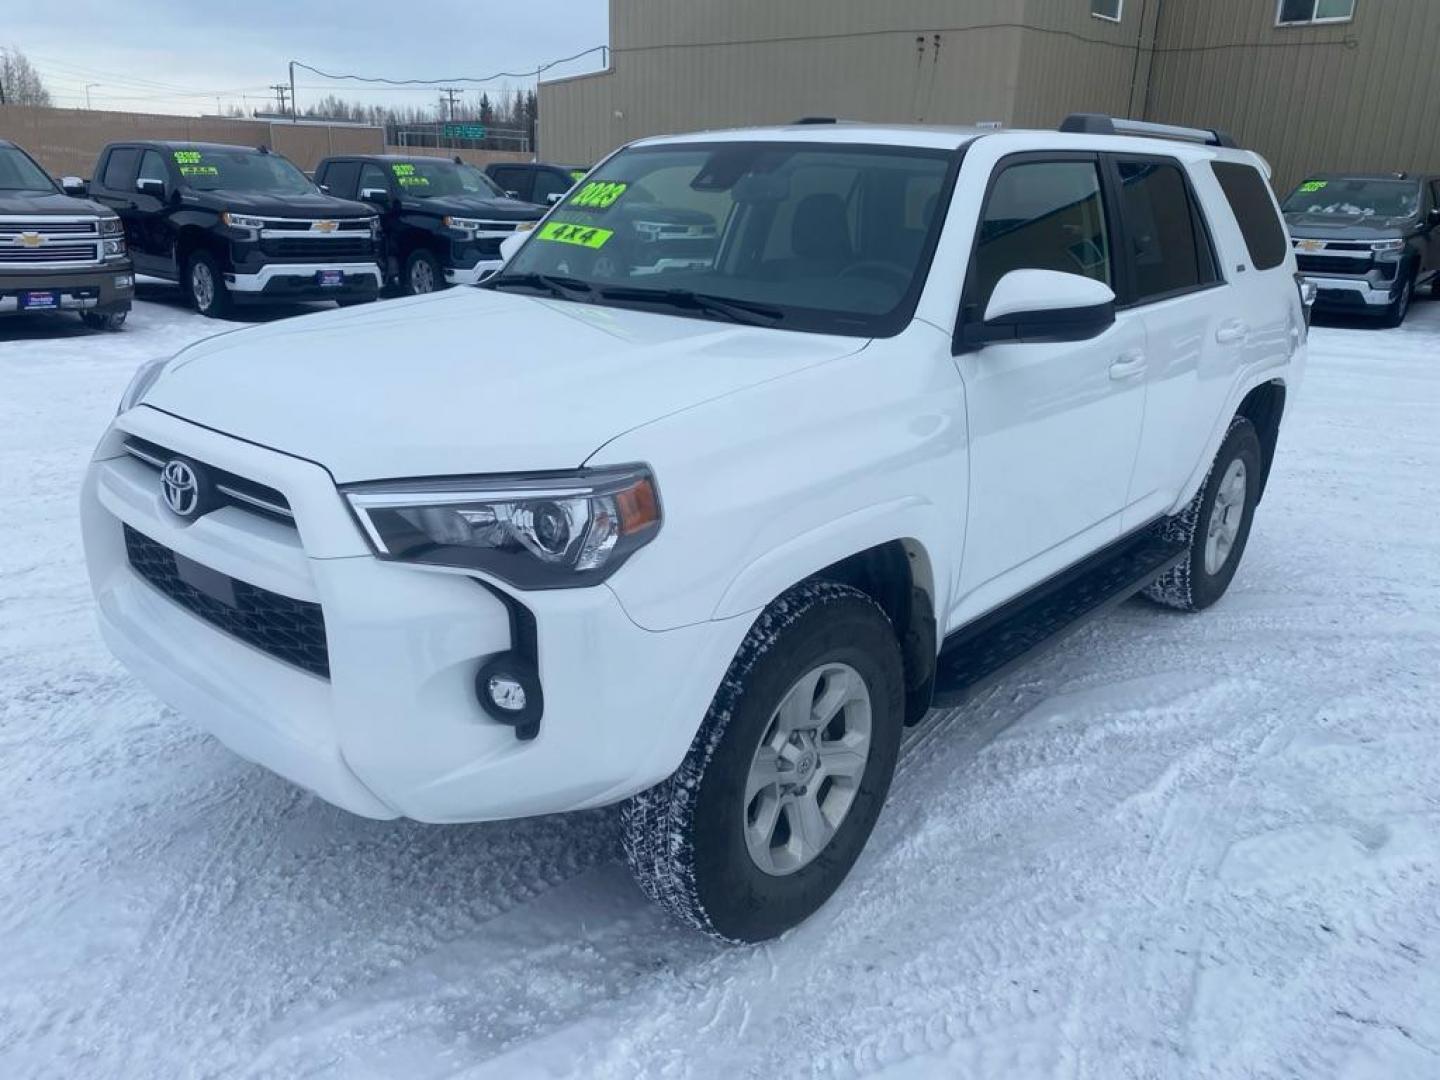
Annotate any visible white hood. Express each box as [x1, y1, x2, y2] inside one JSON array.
[[142, 288, 866, 483]]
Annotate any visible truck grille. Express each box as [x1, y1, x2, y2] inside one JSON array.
[[259, 236, 374, 260], [124, 525, 330, 679], [1296, 253, 1372, 274], [124, 436, 293, 522], [0, 218, 101, 267]]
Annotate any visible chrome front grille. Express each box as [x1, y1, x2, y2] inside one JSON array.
[[124, 436, 294, 522], [0, 216, 102, 268]]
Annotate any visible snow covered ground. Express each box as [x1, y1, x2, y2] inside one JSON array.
[[2, 289, 1438, 1080]]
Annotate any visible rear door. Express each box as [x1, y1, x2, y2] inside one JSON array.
[[133, 149, 176, 277], [92, 146, 141, 247], [1425, 178, 1440, 283], [489, 165, 532, 202], [1105, 153, 1228, 528]]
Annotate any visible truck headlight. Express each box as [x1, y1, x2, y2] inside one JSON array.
[[117, 355, 171, 414], [368, 216, 381, 240], [99, 216, 124, 236], [443, 216, 484, 235], [220, 211, 265, 232], [103, 237, 126, 257], [344, 466, 661, 589], [1370, 239, 1405, 253]]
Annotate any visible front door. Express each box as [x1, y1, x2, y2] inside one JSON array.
[[132, 149, 175, 278], [949, 154, 1147, 626]]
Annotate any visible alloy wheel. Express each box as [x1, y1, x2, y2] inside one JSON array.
[[191, 262, 215, 312], [1204, 458, 1248, 575], [742, 662, 873, 876]]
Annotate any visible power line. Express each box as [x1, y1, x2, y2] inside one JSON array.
[[270, 84, 291, 115], [287, 45, 606, 87]]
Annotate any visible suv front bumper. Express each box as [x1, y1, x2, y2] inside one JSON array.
[[0, 264, 134, 316], [82, 408, 750, 823], [444, 260, 504, 286], [226, 262, 383, 300]]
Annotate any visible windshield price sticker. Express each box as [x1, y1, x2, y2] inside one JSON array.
[[568, 181, 627, 210], [392, 163, 430, 188], [173, 149, 218, 177], [1299, 180, 1328, 192], [536, 221, 614, 249]]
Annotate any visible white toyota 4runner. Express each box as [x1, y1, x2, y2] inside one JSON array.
[[83, 114, 1307, 941]]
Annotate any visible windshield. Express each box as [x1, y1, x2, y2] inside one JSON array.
[[390, 159, 506, 198], [1283, 177, 1420, 218], [172, 148, 315, 194], [489, 141, 955, 336], [0, 147, 57, 193]]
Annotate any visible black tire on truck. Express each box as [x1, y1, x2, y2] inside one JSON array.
[[1380, 273, 1413, 328], [622, 581, 904, 943], [1144, 415, 1263, 613], [80, 309, 128, 331], [402, 249, 443, 296], [185, 251, 231, 318]]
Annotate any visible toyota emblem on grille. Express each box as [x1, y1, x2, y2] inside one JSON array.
[[161, 459, 202, 517]]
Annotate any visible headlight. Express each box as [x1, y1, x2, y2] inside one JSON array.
[[344, 466, 661, 589], [117, 355, 170, 415], [1370, 239, 1405, 254], [103, 237, 126, 257], [220, 211, 265, 231], [99, 216, 124, 236], [368, 216, 381, 239], [443, 216, 485, 234]]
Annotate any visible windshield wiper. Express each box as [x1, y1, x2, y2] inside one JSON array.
[[485, 272, 595, 301], [597, 286, 784, 326]]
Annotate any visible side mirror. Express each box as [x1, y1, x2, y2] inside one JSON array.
[[499, 230, 528, 263], [505, 190, 520, 199], [359, 187, 391, 206], [318, 183, 331, 194], [957, 268, 1116, 351], [545, 192, 564, 205], [60, 175, 87, 196], [136, 177, 167, 198]]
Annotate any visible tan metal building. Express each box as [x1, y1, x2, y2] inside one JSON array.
[[540, 0, 1440, 192]]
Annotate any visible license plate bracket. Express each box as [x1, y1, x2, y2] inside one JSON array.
[[316, 269, 344, 288], [174, 552, 237, 608]]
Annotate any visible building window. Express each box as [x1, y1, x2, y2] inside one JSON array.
[[1276, 0, 1355, 26], [1090, 0, 1123, 21]]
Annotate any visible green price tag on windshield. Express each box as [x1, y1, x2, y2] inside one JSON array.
[[569, 181, 627, 209], [536, 221, 613, 249], [1299, 180, 1328, 193]]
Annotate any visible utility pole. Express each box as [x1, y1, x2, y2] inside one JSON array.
[[270, 83, 291, 116], [85, 83, 100, 109], [288, 60, 297, 120], [439, 88, 461, 148]]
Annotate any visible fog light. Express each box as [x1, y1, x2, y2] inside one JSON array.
[[475, 652, 543, 740], [114, 273, 134, 289]]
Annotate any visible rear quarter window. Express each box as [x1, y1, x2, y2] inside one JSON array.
[[1210, 161, 1288, 271]]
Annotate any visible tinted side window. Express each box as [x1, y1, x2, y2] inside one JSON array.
[[1115, 159, 1214, 301], [489, 167, 527, 197], [358, 163, 389, 195], [323, 161, 360, 199], [532, 169, 573, 203], [1211, 161, 1288, 271], [101, 147, 140, 190], [137, 150, 168, 187], [971, 159, 1111, 309]]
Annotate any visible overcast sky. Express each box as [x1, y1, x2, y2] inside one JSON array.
[[4, 0, 609, 116]]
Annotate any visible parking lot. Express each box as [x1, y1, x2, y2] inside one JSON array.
[[2, 292, 1439, 1079]]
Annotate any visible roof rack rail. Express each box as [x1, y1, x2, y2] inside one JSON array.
[[1059, 113, 1238, 149], [791, 116, 838, 125]]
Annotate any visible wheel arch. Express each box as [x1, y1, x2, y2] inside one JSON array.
[[1236, 379, 1286, 502]]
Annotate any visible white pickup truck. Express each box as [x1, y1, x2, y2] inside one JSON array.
[[83, 114, 1307, 942]]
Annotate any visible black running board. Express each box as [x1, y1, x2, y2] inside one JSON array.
[[931, 523, 1186, 708]]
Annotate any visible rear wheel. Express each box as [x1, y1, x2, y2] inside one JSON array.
[[1144, 416, 1262, 612], [402, 249, 443, 296], [186, 251, 230, 318], [622, 581, 904, 942]]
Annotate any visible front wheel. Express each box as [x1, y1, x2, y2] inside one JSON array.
[[1144, 416, 1262, 612], [1381, 274, 1413, 328], [402, 250, 443, 296], [185, 252, 231, 318], [622, 581, 904, 942], [80, 308, 128, 332]]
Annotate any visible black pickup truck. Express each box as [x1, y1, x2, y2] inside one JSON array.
[[485, 161, 589, 206], [1, 138, 133, 330], [1284, 172, 1440, 327], [314, 154, 544, 294], [88, 141, 383, 317]]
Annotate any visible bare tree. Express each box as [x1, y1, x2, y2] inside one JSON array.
[[1, 46, 53, 107]]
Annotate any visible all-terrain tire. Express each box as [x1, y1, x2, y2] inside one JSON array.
[[80, 309, 128, 332], [1144, 415, 1263, 612], [621, 581, 905, 943], [1380, 274, 1413, 328]]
